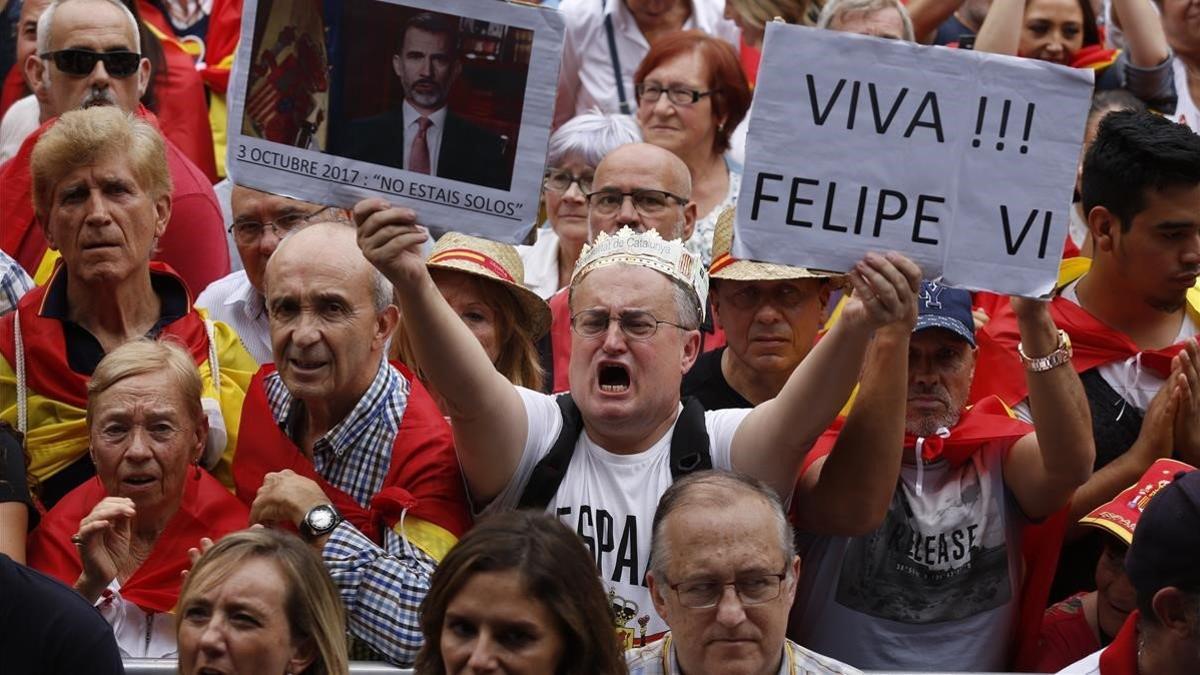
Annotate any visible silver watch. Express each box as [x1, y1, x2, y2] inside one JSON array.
[[300, 504, 342, 540]]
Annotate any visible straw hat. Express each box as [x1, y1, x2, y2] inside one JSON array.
[[708, 207, 843, 282], [426, 232, 552, 339]]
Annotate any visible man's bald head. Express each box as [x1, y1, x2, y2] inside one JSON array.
[[267, 222, 393, 313], [588, 142, 697, 242]]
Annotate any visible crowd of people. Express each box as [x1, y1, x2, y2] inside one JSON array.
[[0, 0, 1198, 674]]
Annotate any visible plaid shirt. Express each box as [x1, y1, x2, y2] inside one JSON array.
[[0, 251, 32, 316], [626, 635, 862, 675], [264, 359, 437, 667]]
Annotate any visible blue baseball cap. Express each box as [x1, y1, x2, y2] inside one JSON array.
[[1126, 470, 1200, 600], [912, 281, 975, 346]]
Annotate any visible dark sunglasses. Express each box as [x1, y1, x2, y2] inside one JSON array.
[[40, 49, 141, 78]]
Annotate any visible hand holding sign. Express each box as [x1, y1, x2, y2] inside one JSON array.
[[735, 25, 1093, 297], [354, 199, 431, 288]]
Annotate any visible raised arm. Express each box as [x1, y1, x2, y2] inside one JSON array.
[[792, 316, 915, 535], [354, 200, 527, 504], [731, 253, 922, 499], [1003, 298, 1095, 520], [907, 0, 968, 44], [1110, 0, 1170, 68], [973, 0, 1024, 56]]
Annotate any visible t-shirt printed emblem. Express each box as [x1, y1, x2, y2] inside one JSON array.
[[833, 455, 1012, 623]]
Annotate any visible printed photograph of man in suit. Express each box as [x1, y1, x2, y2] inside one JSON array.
[[337, 11, 510, 189]]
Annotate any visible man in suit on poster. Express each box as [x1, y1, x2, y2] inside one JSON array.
[[338, 11, 510, 189]]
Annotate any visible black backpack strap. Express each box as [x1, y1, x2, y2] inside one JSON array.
[[603, 8, 631, 115], [669, 397, 712, 480], [517, 394, 585, 510]]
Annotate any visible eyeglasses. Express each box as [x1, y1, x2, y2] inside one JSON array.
[[723, 284, 817, 311], [228, 209, 321, 245], [543, 169, 594, 193], [40, 49, 141, 78], [635, 83, 716, 106], [570, 309, 690, 340], [585, 189, 688, 217], [668, 569, 788, 609]]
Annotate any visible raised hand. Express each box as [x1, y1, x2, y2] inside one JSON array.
[[1172, 339, 1200, 462], [842, 252, 923, 333], [249, 469, 330, 528], [354, 198, 431, 288], [73, 497, 137, 602]]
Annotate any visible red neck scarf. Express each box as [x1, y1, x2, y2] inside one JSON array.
[[1099, 611, 1141, 675], [972, 294, 1195, 406], [27, 470, 249, 613], [902, 396, 1032, 466], [0, 262, 206, 409], [233, 363, 470, 543]]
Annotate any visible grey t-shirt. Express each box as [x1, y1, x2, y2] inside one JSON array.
[[790, 440, 1026, 670]]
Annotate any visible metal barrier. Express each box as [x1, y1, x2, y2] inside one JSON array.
[[122, 660, 411, 674], [123, 661, 1020, 675]]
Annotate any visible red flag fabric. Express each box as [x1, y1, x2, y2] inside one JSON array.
[[28, 469, 249, 613], [233, 363, 470, 543], [1096, 611, 1140, 675]]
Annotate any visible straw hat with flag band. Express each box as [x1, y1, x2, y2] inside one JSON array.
[[426, 232, 552, 339], [708, 207, 845, 283]]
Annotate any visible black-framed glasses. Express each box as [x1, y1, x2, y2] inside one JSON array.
[[570, 309, 690, 340], [668, 569, 788, 609], [543, 169, 594, 193], [635, 83, 716, 106], [227, 207, 332, 245], [585, 189, 688, 217], [40, 49, 141, 77]]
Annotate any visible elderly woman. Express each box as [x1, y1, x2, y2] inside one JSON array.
[[177, 529, 349, 675], [416, 510, 626, 675], [520, 113, 642, 298], [725, 0, 819, 47], [396, 233, 551, 394], [27, 339, 249, 658], [634, 30, 752, 266], [0, 107, 256, 509]]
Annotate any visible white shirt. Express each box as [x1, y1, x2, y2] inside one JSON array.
[[1056, 648, 1102, 674], [517, 225, 563, 299], [401, 100, 447, 174], [96, 580, 178, 659], [0, 94, 39, 163], [484, 388, 751, 637], [195, 270, 273, 364], [553, 0, 739, 126], [1171, 57, 1200, 133]]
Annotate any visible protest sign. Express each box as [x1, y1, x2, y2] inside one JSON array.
[[734, 25, 1093, 297], [226, 0, 563, 243]]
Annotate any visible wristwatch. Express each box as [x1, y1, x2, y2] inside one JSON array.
[[1018, 329, 1073, 373], [299, 504, 343, 540]]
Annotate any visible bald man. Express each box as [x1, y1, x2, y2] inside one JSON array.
[[235, 222, 470, 666], [544, 142, 701, 391]]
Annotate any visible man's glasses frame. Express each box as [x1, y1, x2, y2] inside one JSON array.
[[40, 49, 141, 78], [227, 206, 347, 245], [570, 309, 691, 341], [584, 188, 688, 217], [666, 568, 789, 609]]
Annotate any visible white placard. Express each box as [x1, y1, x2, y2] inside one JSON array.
[[735, 25, 1093, 297], [226, 0, 563, 242]]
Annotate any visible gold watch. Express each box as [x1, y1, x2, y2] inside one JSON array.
[[1018, 329, 1073, 373]]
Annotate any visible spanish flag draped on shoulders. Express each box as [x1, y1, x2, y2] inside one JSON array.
[[233, 362, 470, 562], [971, 258, 1200, 405], [27, 468, 248, 614], [0, 261, 258, 500]]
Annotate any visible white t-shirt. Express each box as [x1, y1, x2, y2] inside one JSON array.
[[97, 580, 178, 659], [484, 388, 751, 638], [553, 0, 739, 126], [1171, 57, 1199, 133], [790, 441, 1025, 671], [1056, 648, 1102, 674]]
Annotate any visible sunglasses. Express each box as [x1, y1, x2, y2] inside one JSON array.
[[40, 49, 141, 78]]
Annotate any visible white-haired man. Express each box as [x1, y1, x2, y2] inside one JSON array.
[[817, 0, 916, 41], [0, 0, 227, 293]]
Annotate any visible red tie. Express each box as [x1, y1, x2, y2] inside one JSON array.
[[409, 116, 432, 174]]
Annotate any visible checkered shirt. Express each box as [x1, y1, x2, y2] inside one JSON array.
[[0, 251, 32, 316], [626, 635, 862, 675], [264, 359, 437, 667]]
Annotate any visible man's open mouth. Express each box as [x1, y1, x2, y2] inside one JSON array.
[[598, 364, 630, 393]]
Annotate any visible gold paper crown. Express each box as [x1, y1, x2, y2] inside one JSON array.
[[572, 227, 708, 321]]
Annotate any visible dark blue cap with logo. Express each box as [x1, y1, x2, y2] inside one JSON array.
[[1126, 470, 1200, 599], [913, 280, 975, 346]]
